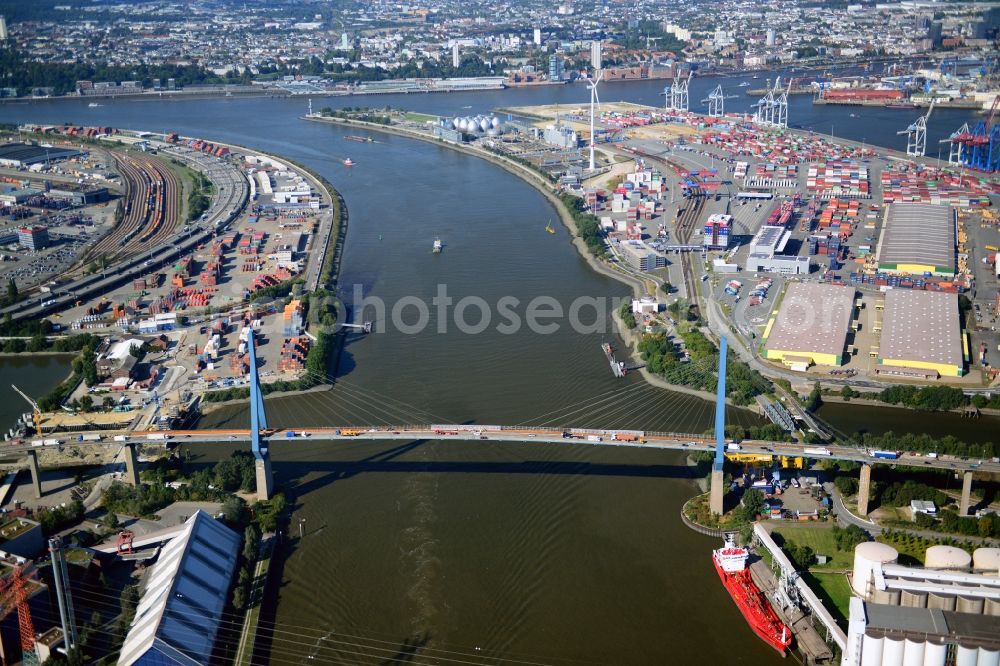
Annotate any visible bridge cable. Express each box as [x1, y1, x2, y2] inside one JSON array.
[[68, 587, 596, 666]]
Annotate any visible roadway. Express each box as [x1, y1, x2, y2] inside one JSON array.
[[7, 425, 998, 475]]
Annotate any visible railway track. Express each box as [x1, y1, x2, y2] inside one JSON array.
[[87, 154, 179, 262]]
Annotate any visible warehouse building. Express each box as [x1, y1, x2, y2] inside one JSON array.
[[875, 203, 956, 277], [618, 239, 667, 272], [118, 511, 240, 666], [876, 289, 964, 378], [762, 282, 856, 368], [745, 225, 811, 275], [0, 143, 84, 167]]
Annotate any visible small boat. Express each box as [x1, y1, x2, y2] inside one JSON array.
[[545, 220, 555, 234], [849, 113, 858, 118], [885, 103, 917, 110], [345, 135, 374, 143], [739, 81, 750, 87], [342, 158, 355, 166], [88, 102, 101, 107], [432, 238, 443, 253]]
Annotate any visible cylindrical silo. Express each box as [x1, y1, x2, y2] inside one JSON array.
[[862, 635, 884, 666], [874, 588, 901, 605], [925, 545, 972, 571], [986, 598, 1000, 616], [884, 637, 906, 666], [923, 642, 947, 666], [973, 548, 1000, 575], [903, 639, 925, 666], [957, 645, 980, 666], [927, 592, 956, 611], [853, 542, 900, 598], [901, 589, 928, 608], [978, 649, 1000, 666], [956, 594, 985, 615]]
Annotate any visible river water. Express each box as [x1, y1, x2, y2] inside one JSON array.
[[0, 355, 74, 435], [0, 82, 986, 664]]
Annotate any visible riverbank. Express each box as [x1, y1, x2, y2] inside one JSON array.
[[305, 113, 731, 406], [819, 393, 1000, 417]]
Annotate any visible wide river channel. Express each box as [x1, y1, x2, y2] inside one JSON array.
[[1, 75, 995, 664]]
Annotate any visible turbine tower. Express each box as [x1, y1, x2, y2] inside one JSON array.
[[585, 71, 603, 170], [898, 99, 935, 157], [703, 84, 724, 117]]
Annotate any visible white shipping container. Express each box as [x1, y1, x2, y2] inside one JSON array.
[[113, 435, 128, 442]]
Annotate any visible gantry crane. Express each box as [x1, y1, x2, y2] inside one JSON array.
[[11, 384, 42, 434], [898, 99, 935, 157], [0, 563, 40, 666]]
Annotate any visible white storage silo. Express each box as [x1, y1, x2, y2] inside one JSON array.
[[903, 639, 925, 666], [883, 637, 906, 666], [973, 548, 1000, 575], [978, 649, 1000, 666], [957, 645, 980, 666], [925, 545, 972, 571], [853, 542, 900, 597], [923, 642, 948, 666], [861, 635, 884, 666]]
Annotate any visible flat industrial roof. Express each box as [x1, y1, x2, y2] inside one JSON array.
[[864, 603, 1000, 649], [0, 142, 83, 165], [764, 283, 855, 357], [879, 289, 962, 369], [875, 203, 955, 272], [750, 225, 789, 253]]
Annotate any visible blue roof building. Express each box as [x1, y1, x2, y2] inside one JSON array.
[[118, 510, 240, 666]]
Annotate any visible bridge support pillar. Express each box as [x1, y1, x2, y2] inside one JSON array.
[[27, 450, 42, 499], [857, 464, 871, 516], [123, 443, 141, 486], [710, 336, 728, 516], [960, 471, 973, 516], [710, 468, 725, 516], [247, 328, 274, 502], [255, 458, 273, 501]]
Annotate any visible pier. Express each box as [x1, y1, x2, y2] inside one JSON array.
[[602, 342, 627, 377]]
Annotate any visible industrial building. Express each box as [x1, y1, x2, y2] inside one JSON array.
[[0, 517, 44, 559], [0, 143, 84, 167], [703, 213, 732, 250], [763, 282, 856, 368], [17, 226, 49, 251], [875, 203, 956, 276], [745, 225, 811, 275], [542, 123, 580, 149], [843, 543, 1000, 666], [47, 185, 109, 205], [618, 240, 667, 272], [118, 511, 240, 666], [877, 289, 964, 378]]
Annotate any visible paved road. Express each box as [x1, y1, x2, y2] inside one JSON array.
[[7, 425, 997, 475]]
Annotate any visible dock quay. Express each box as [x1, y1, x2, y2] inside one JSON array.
[[602, 342, 627, 378]]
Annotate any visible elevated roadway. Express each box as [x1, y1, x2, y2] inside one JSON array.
[[7, 426, 996, 476]]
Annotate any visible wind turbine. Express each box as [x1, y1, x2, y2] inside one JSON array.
[[585, 71, 603, 170]]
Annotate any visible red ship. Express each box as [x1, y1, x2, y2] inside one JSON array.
[[712, 536, 793, 655]]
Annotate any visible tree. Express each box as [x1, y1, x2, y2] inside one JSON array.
[[784, 541, 815, 569], [660, 282, 673, 294], [102, 511, 119, 530], [834, 476, 859, 497], [243, 524, 261, 562], [5, 278, 16, 305], [806, 381, 822, 411], [619, 301, 636, 329], [741, 488, 766, 519], [78, 395, 93, 412]]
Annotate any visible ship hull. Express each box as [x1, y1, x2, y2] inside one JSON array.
[[713, 557, 792, 655]]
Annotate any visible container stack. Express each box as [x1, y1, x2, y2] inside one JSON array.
[[807, 161, 870, 200]]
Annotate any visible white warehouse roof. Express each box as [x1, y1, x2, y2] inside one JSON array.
[[118, 510, 240, 666]]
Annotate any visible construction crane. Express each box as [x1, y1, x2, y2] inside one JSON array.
[[11, 384, 41, 434], [898, 99, 935, 157], [702, 85, 725, 117], [952, 94, 1000, 172], [0, 563, 40, 666]]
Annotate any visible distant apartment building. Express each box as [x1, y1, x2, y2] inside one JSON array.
[[548, 54, 563, 81]]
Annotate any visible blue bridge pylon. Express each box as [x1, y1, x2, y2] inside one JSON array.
[[248, 328, 274, 500]]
